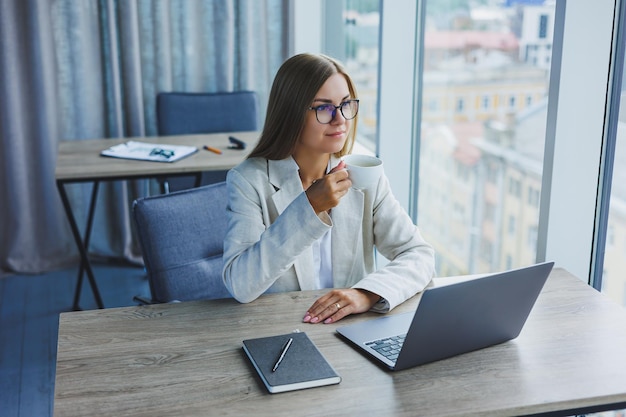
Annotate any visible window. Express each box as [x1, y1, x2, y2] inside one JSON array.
[[308, 0, 554, 275], [482, 95, 490, 110], [539, 14, 548, 39], [506, 254, 513, 270], [528, 186, 540, 208], [602, 39, 626, 307], [509, 178, 522, 199], [413, 0, 553, 275], [456, 98, 465, 113], [508, 215, 516, 236], [316, 1, 620, 294]]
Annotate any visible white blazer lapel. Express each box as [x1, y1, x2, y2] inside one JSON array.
[[267, 158, 318, 290], [268, 158, 301, 215]]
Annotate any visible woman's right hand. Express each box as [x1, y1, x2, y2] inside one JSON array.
[[305, 160, 352, 214]]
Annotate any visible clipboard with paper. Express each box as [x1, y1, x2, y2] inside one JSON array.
[[100, 141, 198, 162]]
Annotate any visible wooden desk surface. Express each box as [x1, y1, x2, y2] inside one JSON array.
[[54, 269, 626, 417], [55, 131, 259, 182]]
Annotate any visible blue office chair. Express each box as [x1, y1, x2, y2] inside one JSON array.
[[132, 181, 232, 302], [156, 91, 258, 192]]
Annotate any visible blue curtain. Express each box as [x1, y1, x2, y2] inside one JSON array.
[[0, 0, 288, 273]]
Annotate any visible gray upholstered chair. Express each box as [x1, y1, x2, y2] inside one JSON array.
[[156, 91, 258, 192], [132, 181, 231, 302]]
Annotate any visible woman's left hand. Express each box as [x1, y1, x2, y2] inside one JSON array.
[[303, 288, 381, 324]]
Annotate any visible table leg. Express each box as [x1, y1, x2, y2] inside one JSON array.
[[56, 180, 105, 310], [72, 181, 101, 309]]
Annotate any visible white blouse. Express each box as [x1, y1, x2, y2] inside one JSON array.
[[312, 227, 333, 289]]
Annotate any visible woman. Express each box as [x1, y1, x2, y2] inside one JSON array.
[[222, 53, 435, 324]]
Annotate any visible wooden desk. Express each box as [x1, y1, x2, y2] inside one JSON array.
[[54, 269, 626, 417], [55, 132, 258, 309]]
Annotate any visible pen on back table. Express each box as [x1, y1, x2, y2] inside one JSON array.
[[203, 145, 222, 155], [272, 337, 293, 372]]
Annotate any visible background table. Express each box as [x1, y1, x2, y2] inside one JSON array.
[[55, 131, 257, 309], [54, 268, 626, 417]]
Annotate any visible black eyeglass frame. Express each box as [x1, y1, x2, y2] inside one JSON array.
[[308, 99, 360, 124]]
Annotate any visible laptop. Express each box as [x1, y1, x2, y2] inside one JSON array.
[[336, 261, 554, 371]]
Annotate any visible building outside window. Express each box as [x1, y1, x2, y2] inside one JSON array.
[[415, 0, 554, 276], [336, 0, 554, 277], [330, 0, 626, 310]]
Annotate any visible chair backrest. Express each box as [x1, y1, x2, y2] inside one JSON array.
[[156, 91, 259, 135], [132, 181, 231, 302]]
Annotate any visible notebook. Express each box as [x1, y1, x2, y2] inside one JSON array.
[[242, 331, 341, 393], [336, 261, 554, 371]]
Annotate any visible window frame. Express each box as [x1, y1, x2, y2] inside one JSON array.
[[538, 0, 618, 284]]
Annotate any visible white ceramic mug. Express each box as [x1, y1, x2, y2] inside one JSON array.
[[342, 154, 383, 189]]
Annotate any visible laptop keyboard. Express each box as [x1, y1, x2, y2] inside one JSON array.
[[365, 334, 406, 362]]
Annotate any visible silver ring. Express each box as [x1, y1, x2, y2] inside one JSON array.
[[335, 303, 341, 310]]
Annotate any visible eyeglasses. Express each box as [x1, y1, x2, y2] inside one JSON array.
[[150, 148, 175, 159], [308, 99, 359, 124]]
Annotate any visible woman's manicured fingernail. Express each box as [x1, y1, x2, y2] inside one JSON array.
[[303, 314, 311, 322]]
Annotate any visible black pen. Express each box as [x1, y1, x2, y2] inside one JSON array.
[[272, 337, 293, 372]]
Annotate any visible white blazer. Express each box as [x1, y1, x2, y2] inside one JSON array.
[[222, 155, 435, 311]]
